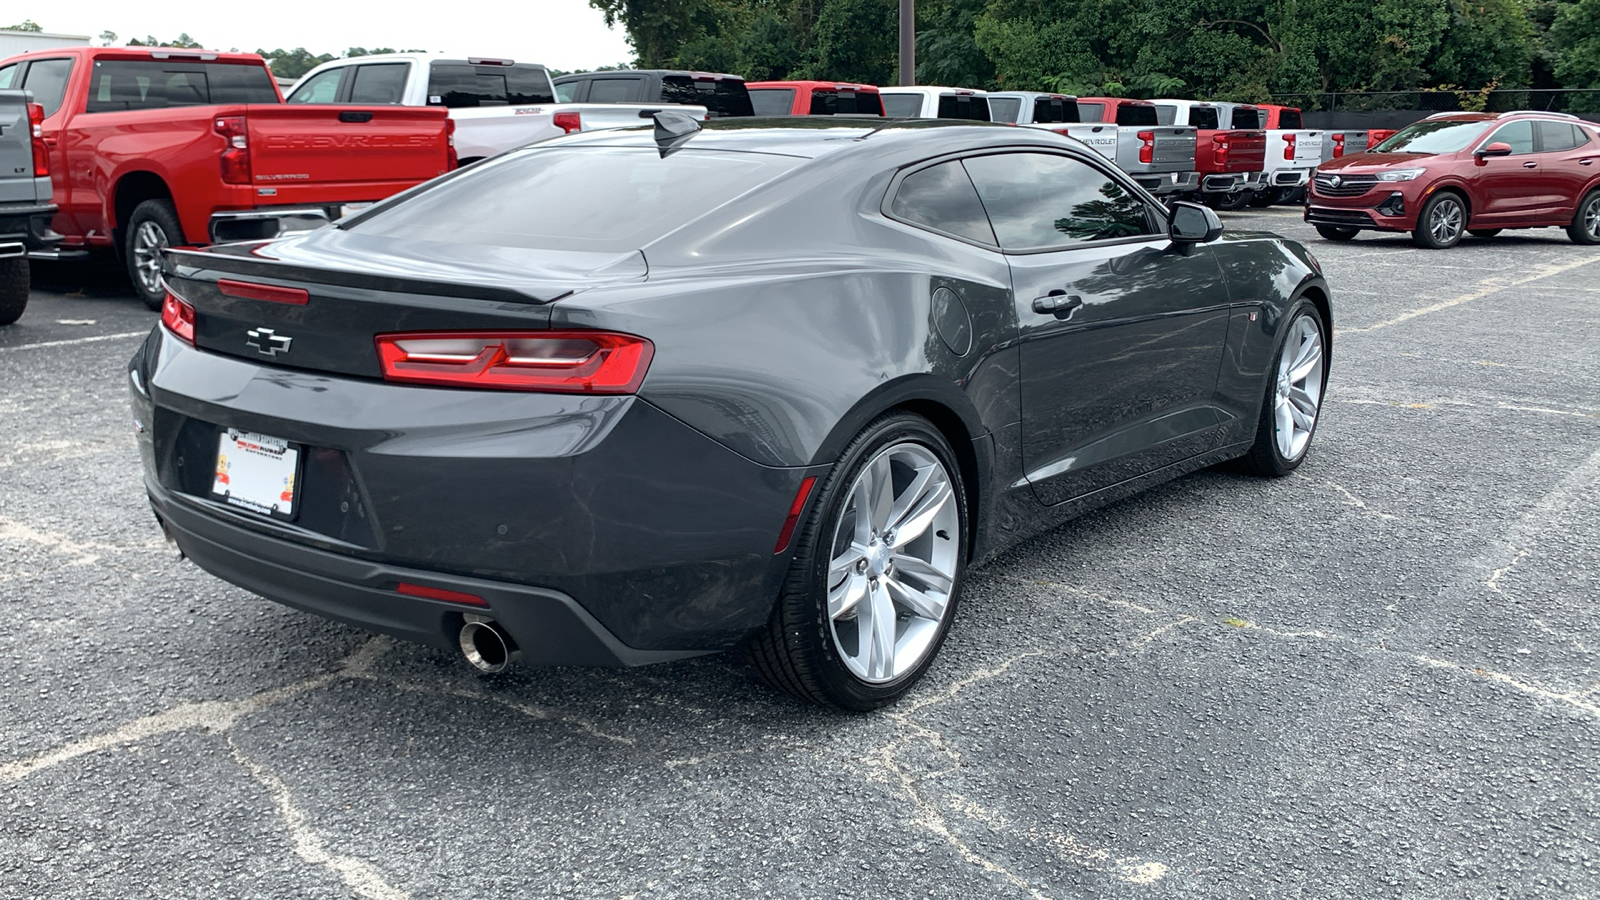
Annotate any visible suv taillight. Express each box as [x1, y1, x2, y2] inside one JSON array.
[[1137, 130, 1154, 164], [1283, 132, 1297, 160], [28, 103, 48, 177], [1332, 134, 1346, 158], [553, 111, 582, 134], [214, 116, 251, 185], [375, 331, 654, 393], [161, 288, 196, 344]]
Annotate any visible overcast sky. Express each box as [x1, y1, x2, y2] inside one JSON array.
[[18, 0, 636, 71]]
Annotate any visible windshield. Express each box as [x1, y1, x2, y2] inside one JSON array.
[[346, 146, 802, 252], [1374, 120, 1494, 154]]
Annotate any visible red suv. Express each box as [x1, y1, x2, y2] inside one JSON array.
[[1305, 111, 1600, 248]]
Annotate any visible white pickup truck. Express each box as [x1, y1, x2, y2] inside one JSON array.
[[985, 91, 1119, 162], [1256, 104, 1324, 204], [879, 86, 993, 122], [287, 54, 707, 165]]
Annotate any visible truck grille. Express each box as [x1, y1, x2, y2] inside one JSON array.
[[1313, 173, 1377, 197]]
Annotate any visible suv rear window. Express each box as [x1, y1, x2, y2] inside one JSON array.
[[1113, 104, 1159, 127], [811, 89, 882, 116], [86, 60, 278, 112], [1230, 107, 1262, 129], [937, 94, 990, 122], [661, 76, 754, 118], [349, 147, 801, 252], [1277, 109, 1303, 129], [428, 62, 554, 107], [749, 88, 795, 116]]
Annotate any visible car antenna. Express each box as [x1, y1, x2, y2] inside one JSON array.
[[653, 110, 702, 158]]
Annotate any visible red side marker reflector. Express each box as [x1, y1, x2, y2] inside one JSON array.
[[397, 582, 488, 607], [773, 476, 818, 554], [218, 279, 310, 305]]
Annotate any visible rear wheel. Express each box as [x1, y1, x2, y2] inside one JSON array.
[[1207, 192, 1251, 211], [1468, 228, 1502, 238], [1411, 192, 1465, 249], [1315, 225, 1359, 242], [1568, 190, 1600, 245], [1248, 190, 1277, 208], [1239, 299, 1327, 477], [0, 258, 28, 326], [746, 412, 967, 710], [125, 199, 183, 310]]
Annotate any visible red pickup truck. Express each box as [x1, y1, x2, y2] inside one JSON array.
[[0, 47, 453, 308]]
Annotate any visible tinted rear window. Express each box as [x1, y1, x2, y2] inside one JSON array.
[[428, 62, 554, 107], [1278, 109, 1302, 129], [1113, 104, 1159, 127], [811, 89, 882, 116], [888, 160, 996, 245], [988, 97, 1021, 123], [937, 94, 990, 122], [85, 60, 277, 112], [1230, 107, 1262, 129], [349, 147, 801, 252], [661, 76, 754, 118], [749, 88, 795, 116], [349, 63, 408, 104], [883, 93, 922, 117], [1536, 120, 1586, 152], [588, 78, 642, 103], [1190, 107, 1219, 129]]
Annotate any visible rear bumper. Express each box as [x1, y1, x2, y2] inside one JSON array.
[[1132, 171, 1200, 195], [1200, 172, 1266, 193], [0, 202, 61, 254], [209, 207, 334, 244], [1267, 168, 1314, 187]]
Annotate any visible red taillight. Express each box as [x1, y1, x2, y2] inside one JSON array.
[[214, 115, 251, 185], [1283, 132, 1297, 160], [28, 102, 48, 177], [1137, 130, 1154, 164], [773, 476, 817, 554], [161, 288, 196, 344], [445, 118, 458, 170], [375, 331, 654, 393], [1332, 134, 1346, 158], [217, 278, 309, 305], [1213, 133, 1228, 167], [397, 582, 487, 607], [553, 111, 582, 135]]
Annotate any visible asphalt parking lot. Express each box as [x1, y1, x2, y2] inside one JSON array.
[[2, 209, 1596, 899]]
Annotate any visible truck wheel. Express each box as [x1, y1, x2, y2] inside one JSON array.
[[1276, 186, 1307, 205], [1248, 191, 1277, 208], [1207, 192, 1251, 212], [0, 258, 28, 327], [125, 199, 184, 311], [1315, 225, 1359, 242]]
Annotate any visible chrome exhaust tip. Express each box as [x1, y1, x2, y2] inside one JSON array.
[[459, 615, 519, 674]]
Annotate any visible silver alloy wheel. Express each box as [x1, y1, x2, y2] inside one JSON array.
[[132, 220, 168, 297], [1429, 197, 1463, 245], [1586, 195, 1600, 240], [826, 441, 959, 684], [1274, 315, 1325, 461]]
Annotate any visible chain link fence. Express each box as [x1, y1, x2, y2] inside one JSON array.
[[1268, 90, 1600, 130]]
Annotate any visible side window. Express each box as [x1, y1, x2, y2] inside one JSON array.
[[554, 81, 577, 103], [0, 64, 17, 90], [348, 63, 408, 104], [21, 58, 73, 117], [1535, 120, 1581, 153], [882, 93, 922, 117], [962, 152, 1154, 250], [749, 88, 795, 116], [1487, 121, 1535, 155], [288, 67, 344, 103], [987, 97, 1021, 124], [1573, 123, 1594, 148], [888, 160, 998, 246], [1154, 104, 1177, 126], [1077, 102, 1104, 123], [588, 78, 641, 103]]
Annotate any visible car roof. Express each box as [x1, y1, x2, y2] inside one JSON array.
[[547, 117, 1058, 160], [3, 46, 265, 64], [300, 53, 545, 67]]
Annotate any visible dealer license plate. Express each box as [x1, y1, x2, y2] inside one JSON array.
[[211, 429, 300, 520]]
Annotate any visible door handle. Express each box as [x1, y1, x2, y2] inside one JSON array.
[[1582, 159, 1594, 166], [1032, 291, 1084, 318], [1522, 161, 1538, 168]]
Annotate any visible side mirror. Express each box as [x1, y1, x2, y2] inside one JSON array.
[[1476, 142, 1513, 158], [1168, 201, 1223, 244]]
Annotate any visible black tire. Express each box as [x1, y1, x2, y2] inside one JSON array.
[[1248, 190, 1277, 208], [124, 199, 183, 310], [1411, 191, 1466, 249], [1207, 191, 1251, 211], [1238, 298, 1328, 478], [0, 257, 28, 327], [1568, 190, 1600, 245], [1315, 225, 1360, 242], [1275, 186, 1306, 205], [745, 411, 968, 711], [1468, 228, 1502, 238]]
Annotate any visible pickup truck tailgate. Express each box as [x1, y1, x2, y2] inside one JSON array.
[[246, 105, 452, 187], [0, 96, 33, 204]]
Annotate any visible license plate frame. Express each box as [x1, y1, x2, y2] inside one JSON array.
[[210, 429, 303, 522]]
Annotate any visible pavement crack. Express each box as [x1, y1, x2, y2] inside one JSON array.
[[0, 515, 164, 566], [1321, 481, 1400, 522], [1484, 545, 1530, 595]]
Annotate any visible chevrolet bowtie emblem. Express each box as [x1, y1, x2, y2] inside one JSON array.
[[246, 327, 293, 356]]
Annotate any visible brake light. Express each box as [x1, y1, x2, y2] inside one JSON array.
[[161, 288, 195, 344], [553, 111, 582, 134], [217, 278, 309, 305], [214, 116, 251, 185], [1332, 134, 1346, 158], [28, 103, 48, 177], [773, 476, 817, 554], [1213, 133, 1228, 167], [375, 331, 654, 393], [445, 117, 458, 170], [1283, 132, 1297, 160], [1137, 130, 1154, 164]]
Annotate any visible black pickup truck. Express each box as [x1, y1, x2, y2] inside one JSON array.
[[553, 70, 754, 118], [0, 87, 61, 325]]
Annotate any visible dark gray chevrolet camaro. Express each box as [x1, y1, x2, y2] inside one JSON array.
[[130, 117, 1332, 710]]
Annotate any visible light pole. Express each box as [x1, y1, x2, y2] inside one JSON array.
[[899, 0, 915, 86]]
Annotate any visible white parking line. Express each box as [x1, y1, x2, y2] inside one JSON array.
[[0, 330, 149, 353], [1343, 255, 1600, 333]]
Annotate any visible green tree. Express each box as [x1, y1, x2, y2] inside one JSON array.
[[127, 33, 203, 49], [256, 47, 338, 79], [1551, 0, 1600, 89], [4, 19, 43, 32]]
